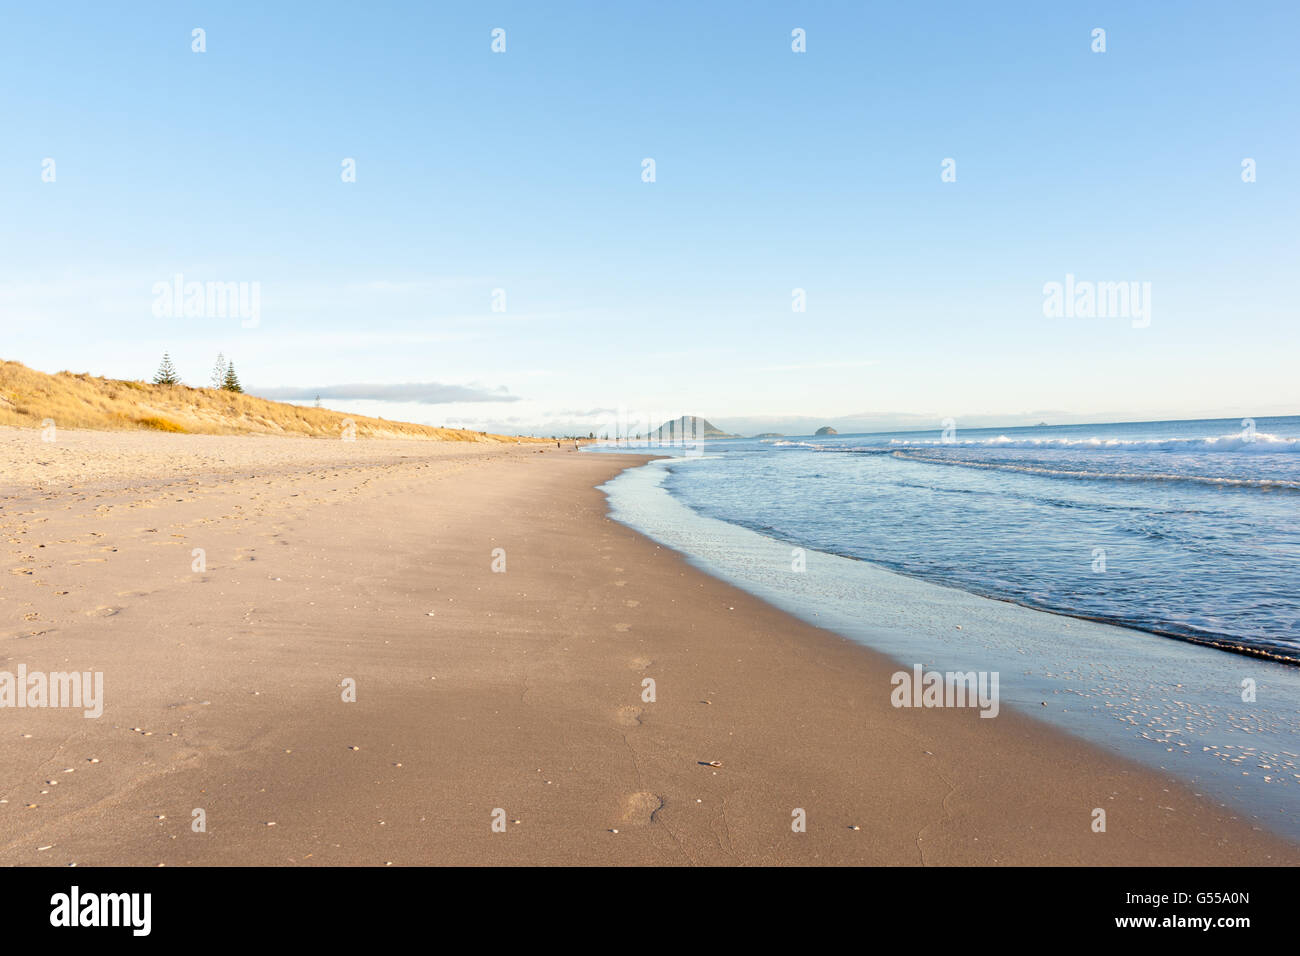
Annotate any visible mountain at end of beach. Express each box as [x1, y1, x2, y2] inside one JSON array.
[[641, 415, 742, 440]]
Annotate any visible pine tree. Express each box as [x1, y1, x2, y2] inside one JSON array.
[[153, 352, 180, 385], [222, 363, 243, 393], [210, 352, 227, 389]]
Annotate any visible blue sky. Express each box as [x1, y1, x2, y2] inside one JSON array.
[[2, 1, 1296, 435]]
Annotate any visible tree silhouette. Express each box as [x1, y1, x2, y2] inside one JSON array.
[[210, 352, 227, 389], [153, 352, 180, 385], [222, 363, 243, 393]]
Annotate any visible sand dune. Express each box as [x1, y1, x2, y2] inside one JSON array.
[[0, 359, 532, 442]]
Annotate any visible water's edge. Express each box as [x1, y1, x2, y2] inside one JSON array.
[[598, 458, 1300, 844]]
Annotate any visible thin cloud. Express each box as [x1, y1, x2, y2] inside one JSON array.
[[255, 383, 521, 404], [547, 407, 621, 417], [755, 360, 880, 372]]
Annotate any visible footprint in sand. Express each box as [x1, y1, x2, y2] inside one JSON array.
[[614, 705, 643, 727], [166, 701, 209, 713], [618, 791, 664, 825]]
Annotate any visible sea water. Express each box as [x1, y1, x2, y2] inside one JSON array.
[[587, 416, 1300, 840]]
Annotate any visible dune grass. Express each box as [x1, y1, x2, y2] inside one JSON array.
[[0, 359, 535, 442]]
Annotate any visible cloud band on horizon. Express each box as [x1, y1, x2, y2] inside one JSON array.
[[254, 383, 521, 404]]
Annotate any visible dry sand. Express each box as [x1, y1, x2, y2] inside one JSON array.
[[1, 426, 1294, 865]]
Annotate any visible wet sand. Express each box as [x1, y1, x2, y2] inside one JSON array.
[[1, 427, 1294, 865]]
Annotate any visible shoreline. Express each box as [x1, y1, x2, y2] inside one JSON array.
[[601, 456, 1300, 843], [597, 447, 1299, 668], [2, 428, 1295, 865]]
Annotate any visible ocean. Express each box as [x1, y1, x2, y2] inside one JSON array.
[[586, 415, 1300, 838], [606, 416, 1300, 662]]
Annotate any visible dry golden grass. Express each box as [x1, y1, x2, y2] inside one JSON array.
[[0, 359, 537, 442]]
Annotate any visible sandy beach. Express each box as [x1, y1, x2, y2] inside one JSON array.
[[1, 427, 1295, 866]]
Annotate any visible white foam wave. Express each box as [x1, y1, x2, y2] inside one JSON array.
[[886, 433, 1300, 453], [775, 433, 1300, 453], [887, 452, 1300, 489]]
